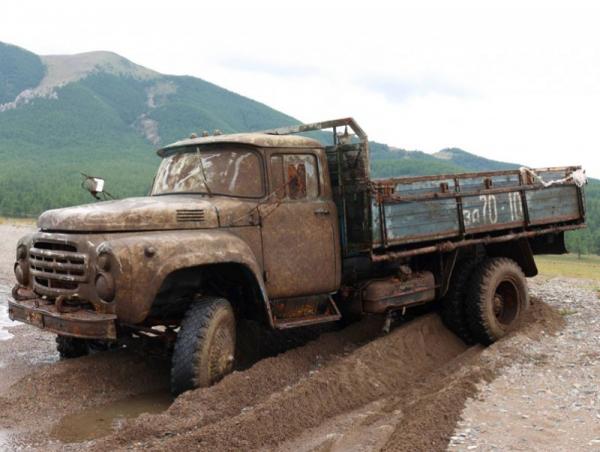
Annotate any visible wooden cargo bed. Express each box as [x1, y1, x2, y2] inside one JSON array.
[[369, 167, 586, 258]]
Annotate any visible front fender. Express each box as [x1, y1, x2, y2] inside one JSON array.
[[103, 230, 268, 324]]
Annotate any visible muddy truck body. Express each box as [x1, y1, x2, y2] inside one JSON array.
[[9, 118, 586, 394]]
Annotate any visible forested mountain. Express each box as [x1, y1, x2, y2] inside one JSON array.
[[0, 41, 595, 254], [0, 42, 301, 216]]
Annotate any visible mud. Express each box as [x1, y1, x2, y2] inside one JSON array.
[[51, 391, 173, 444], [86, 299, 561, 452], [0, 224, 571, 451]]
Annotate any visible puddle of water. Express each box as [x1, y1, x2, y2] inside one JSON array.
[[0, 284, 14, 341], [0, 288, 14, 340], [0, 429, 27, 450], [51, 391, 173, 443], [0, 430, 9, 449]]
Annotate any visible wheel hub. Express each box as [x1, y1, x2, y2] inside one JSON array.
[[493, 294, 504, 318], [207, 325, 235, 384]]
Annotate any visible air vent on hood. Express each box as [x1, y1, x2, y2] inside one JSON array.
[[176, 209, 205, 223]]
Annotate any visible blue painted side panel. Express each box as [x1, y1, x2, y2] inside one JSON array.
[[461, 191, 524, 231], [382, 199, 458, 243], [527, 186, 580, 225], [371, 179, 581, 247]]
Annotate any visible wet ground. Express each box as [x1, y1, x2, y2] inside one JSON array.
[[0, 285, 14, 341], [51, 391, 173, 444], [0, 223, 175, 449], [0, 223, 598, 451]]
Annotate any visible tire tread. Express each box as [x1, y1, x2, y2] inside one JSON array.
[[465, 257, 528, 344], [170, 297, 232, 395], [440, 257, 481, 344]]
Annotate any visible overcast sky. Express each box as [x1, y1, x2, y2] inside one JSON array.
[[2, 0, 599, 176]]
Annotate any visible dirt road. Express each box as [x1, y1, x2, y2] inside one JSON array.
[[0, 223, 598, 451]]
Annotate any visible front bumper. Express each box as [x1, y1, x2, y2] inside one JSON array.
[[8, 290, 117, 340]]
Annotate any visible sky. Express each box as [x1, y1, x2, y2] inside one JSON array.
[[2, 0, 600, 176]]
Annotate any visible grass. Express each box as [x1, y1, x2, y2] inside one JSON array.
[[0, 216, 36, 226], [535, 254, 600, 281]]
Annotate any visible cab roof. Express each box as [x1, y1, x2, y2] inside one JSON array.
[[157, 132, 322, 157]]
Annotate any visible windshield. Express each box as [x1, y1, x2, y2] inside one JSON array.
[[152, 146, 264, 197]]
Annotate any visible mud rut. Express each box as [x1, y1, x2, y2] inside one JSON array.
[[0, 297, 563, 452]]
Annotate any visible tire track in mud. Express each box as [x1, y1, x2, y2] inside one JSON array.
[[92, 299, 563, 452], [144, 314, 469, 452], [90, 317, 386, 449]]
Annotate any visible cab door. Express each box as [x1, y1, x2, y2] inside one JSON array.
[[259, 151, 339, 299]]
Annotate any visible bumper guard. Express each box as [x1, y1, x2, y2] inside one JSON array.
[[8, 288, 117, 340]]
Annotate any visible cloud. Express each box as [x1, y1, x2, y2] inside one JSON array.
[[217, 56, 317, 78], [359, 75, 474, 103]]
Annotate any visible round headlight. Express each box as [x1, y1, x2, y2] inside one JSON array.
[[95, 273, 115, 302], [14, 261, 29, 285], [16, 245, 27, 260], [97, 253, 111, 272]]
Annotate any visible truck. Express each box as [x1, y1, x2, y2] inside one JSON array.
[[8, 118, 586, 394]]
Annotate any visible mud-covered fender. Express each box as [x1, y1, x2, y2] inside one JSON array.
[[99, 230, 269, 325]]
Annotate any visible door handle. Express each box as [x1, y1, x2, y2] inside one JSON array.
[[314, 207, 330, 216]]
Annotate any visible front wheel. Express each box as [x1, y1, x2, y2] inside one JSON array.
[[56, 335, 89, 359], [465, 257, 529, 344], [170, 297, 236, 395], [56, 336, 117, 359]]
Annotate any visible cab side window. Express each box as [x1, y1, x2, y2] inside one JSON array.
[[270, 154, 319, 200]]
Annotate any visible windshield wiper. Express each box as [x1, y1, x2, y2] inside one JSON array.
[[196, 147, 213, 197]]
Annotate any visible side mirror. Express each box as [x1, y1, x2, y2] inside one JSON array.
[[81, 173, 112, 200]]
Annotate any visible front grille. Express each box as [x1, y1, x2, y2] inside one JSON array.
[[29, 241, 88, 295], [176, 209, 205, 223]]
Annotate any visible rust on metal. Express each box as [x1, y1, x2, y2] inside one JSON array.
[[7, 116, 586, 344], [8, 296, 117, 340], [362, 271, 436, 314]]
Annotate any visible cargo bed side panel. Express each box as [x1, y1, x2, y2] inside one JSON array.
[[371, 168, 584, 249], [380, 198, 459, 246], [527, 186, 581, 225]]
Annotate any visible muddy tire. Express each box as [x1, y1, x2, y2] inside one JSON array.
[[465, 257, 529, 344], [56, 335, 89, 359], [171, 297, 236, 395], [440, 258, 480, 344]]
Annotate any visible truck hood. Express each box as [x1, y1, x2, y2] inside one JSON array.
[[37, 196, 239, 232]]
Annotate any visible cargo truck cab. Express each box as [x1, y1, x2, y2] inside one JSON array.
[[9, 118, 586, 395]]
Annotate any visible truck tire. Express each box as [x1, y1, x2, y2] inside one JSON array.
[[171, 297, 236, 395], [465, 257, 529, 344], [56, 335, 89, 359], [440, 258, 480, 344]]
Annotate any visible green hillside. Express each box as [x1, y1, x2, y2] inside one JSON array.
[[566, 179, 600, 256], [0, 41, 596, 256], [0, 43, 45, 104], [0, 41, 488, 216], [0, 44, 300, 216], [433, 147, 520, 172]]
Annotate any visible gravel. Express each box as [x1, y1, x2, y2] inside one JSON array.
[[1, 222, 599, 450], [448, 276, 600, 451]]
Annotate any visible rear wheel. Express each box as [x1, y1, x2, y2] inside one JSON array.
[[440, 258, 481, 344], [465, 257, 529, 344], [170, 297, 236, 395]]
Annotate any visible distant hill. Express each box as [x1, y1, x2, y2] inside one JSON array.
[[433, 148, 520, 172], [0, 42, 301, 216], [0, 41, 593, 258]]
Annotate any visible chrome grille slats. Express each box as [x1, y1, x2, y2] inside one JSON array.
[[29, 241, 88, 294]]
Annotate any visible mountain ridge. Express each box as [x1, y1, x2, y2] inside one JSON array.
[[0, 40, 538, 216], [2, 40, 597, 255]]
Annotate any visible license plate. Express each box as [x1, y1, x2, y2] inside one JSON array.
[[26, 311, 44, 328]]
